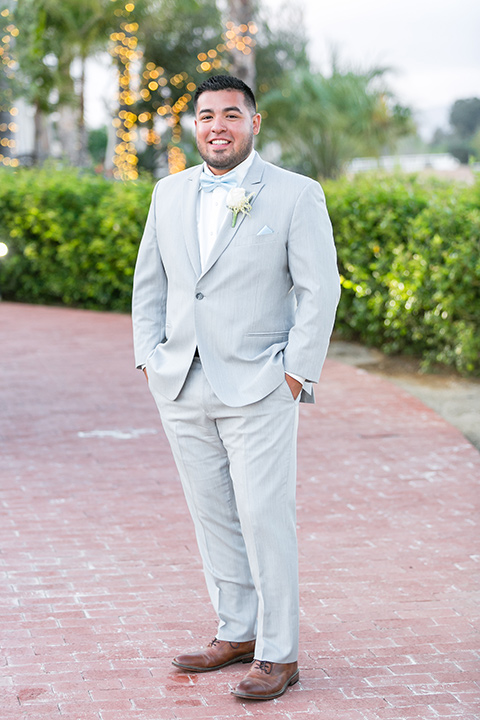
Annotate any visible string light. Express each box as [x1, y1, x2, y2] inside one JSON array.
[[0, 2, 19, 167], [109, 2, 142, 180], [168, 144, 186, 174], [109, 12, 257, 177], [195, 22, 256, 75]]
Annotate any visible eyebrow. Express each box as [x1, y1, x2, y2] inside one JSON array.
[[198, 106, 244, 115]]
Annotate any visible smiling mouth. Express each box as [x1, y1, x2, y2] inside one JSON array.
[[210, 140, 230, 147]]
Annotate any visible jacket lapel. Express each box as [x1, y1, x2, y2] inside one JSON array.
[[200, 153, 266, 278], [183, 166, 203, 277]]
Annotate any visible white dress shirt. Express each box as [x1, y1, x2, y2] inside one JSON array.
[[197, 150, 256, 270]]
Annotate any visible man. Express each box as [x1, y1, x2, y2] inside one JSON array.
[[132, 74, 340, 700]]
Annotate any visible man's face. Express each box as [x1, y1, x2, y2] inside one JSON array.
[[195, 89, 261, 175]]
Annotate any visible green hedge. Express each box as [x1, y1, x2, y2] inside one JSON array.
[[1, 166, 479, 375], [0, 166, 153, 311], [324, 173, 480, 375]]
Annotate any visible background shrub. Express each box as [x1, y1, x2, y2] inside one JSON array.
[[1, 166, 479, 375], [325, 173, 480, 375], [0, 166, 153, 311]]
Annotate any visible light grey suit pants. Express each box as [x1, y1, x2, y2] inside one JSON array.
[[150, 358, 300, 663]]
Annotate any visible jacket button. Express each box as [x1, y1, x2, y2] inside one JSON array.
[[195, 292, 204, 300]]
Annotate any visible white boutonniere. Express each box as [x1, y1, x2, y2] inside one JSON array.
[[226, 187, 254, 228]]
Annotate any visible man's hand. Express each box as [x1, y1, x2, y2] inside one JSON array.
[[285, 373, 302, 400], [143, 367, 149, 382]]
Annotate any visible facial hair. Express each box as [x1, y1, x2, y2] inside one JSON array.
[[197, 130, 254, 172]]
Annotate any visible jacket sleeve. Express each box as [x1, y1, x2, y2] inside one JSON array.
[[283, 180, 341, 384], [132, 183, 168, 369]]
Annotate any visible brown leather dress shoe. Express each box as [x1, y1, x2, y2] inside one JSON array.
[[232, 659, 299, 700], [172, 638, 255, 672]]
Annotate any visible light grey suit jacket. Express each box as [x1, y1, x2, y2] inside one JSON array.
[[132, 153, 340, 407]]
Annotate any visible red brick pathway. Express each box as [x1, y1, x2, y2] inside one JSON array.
[[1, 302, 479, 720]]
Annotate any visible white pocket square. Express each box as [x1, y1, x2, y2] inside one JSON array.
[[257, 225, 274, 236]]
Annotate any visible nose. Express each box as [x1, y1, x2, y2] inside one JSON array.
[[211, 116, 226, 133]]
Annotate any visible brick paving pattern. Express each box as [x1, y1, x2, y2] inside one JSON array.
[[1, 302, 479, 720]]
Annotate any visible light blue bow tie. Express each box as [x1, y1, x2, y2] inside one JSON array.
[[199, 170, 237, 193]]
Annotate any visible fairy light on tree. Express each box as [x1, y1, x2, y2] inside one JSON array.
[[0, 2, 19, 168], [110, 1, 142, 180], [162, 22, 257, 175], [194, 20, 257, 77], [108, 1, 257, 178], [136, 64, 189, 174], [125, 8, 258, 177], [165, 72, 195, 174], [137, 60, 167, 160], [223, 18, 257, 89]]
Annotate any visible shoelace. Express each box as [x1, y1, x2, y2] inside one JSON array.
[[254, 660, 273, 674]]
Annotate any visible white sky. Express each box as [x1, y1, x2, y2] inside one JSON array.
[[86, 0, 480, 137], [285, 0, 480, 133]]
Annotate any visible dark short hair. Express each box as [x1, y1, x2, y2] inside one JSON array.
[[193, 75, 257, 114]]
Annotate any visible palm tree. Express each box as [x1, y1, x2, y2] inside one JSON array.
[[14, 1, 58, 162], [15, 0, 122, 164], [259, 63, 413, 179], [42, 0, 120, 165]]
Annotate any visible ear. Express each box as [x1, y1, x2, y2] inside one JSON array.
[[252, 112, 262, 136]]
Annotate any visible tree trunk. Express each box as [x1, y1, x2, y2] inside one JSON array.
[[0, 107, 13, 162], [57, 105, 78, 164], [104, 119, 117, 176], [33, 102, 50, 164], [227, 0, 256, 91], [76, 56, 89, 166]]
